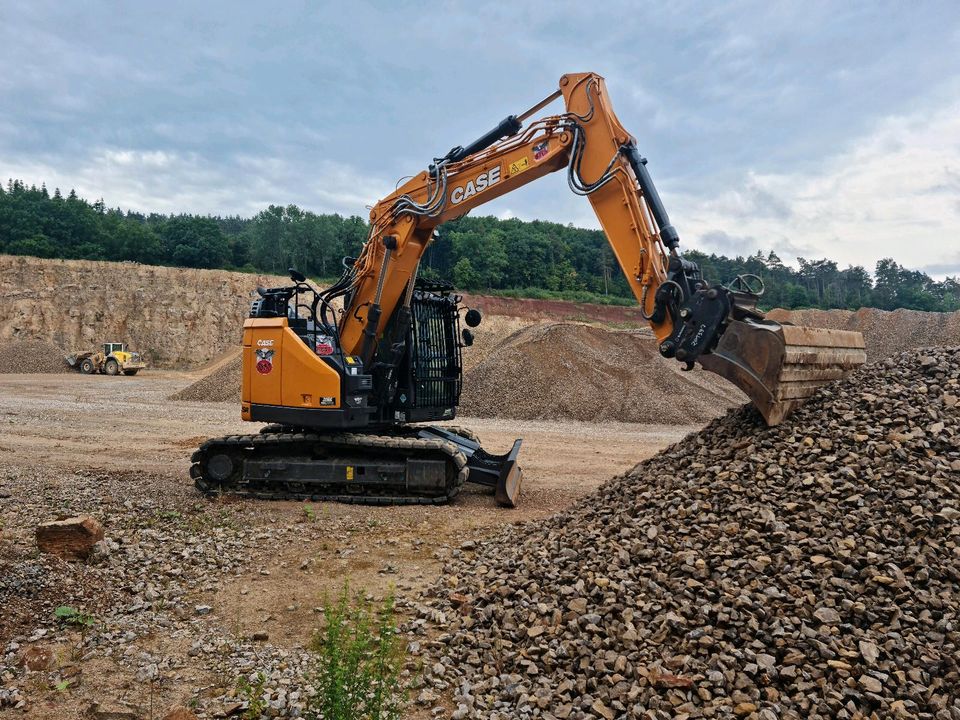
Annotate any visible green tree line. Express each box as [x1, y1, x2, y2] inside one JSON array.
[[2, 179, 958, 312]]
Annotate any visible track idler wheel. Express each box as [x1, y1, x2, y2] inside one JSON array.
[[190, 445, 239, 495]]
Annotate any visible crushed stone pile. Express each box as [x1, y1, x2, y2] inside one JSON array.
[[0, 339, 70, 373], [169, 349, 242, 402], [460, 323, 746, 425], [419, 347, 960, 719], [768, 307, 960, 361]]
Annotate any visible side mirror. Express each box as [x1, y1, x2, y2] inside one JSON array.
[[464, 309, 482, 328], [289, 268, 306, 283], [461, 329, 475, 347]]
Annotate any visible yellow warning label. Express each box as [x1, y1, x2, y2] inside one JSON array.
[[509, 156, 530, 176], [345, 356, 355, 364], [346, 466, 354, 481]]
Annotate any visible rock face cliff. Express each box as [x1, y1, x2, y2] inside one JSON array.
[[0, 255, 286, 368]]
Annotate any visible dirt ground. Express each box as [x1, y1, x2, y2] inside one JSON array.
[[0, 370, 696, 718]]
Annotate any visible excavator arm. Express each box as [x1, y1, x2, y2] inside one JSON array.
[[332, 72, 866, 425]]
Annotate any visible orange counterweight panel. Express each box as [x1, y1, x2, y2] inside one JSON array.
[[278, 327, 341, 409], [241, 318, 341, 418], [243, 318, 284, 409]]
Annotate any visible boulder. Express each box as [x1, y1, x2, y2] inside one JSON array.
[[19, 645, 54, 671], [36, 516, 104, 560]]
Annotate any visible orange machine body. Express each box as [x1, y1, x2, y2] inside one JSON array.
[[237, 71, 864, 431], [241, 317, 342, 421], [189, 70, 864, 509]]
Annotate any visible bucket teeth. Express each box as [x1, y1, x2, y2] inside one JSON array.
[[699, 319, 866, 425]]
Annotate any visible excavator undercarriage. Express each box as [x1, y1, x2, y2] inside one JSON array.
[[191, 425, 522, 505]]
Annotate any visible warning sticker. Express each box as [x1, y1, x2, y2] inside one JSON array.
[[315, 334, 334, 356], [346, 466, 355, 481], [533, 140, 549, 161], [509, 156, 530, 176]]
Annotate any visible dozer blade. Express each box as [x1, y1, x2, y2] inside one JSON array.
[[418, 428, 523, 508], [492, 439, 523, 508], [698, 319, 866, 426]]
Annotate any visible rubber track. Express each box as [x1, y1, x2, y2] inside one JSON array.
[[191, 431, 468, 505]]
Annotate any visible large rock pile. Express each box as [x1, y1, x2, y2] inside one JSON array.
[[169, 349, 242, 402], [421, 347, 960, 719], [460, 323, 745, 425]]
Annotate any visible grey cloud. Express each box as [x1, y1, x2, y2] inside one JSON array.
[[921, 258, 960, 278], [1, 0, 959, 244], [697, 230, 759, 257]]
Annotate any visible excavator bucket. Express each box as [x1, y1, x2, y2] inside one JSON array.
[[698, 319, 867, 426]]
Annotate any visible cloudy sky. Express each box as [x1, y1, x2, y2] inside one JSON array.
[[2, 1, 959, 276]]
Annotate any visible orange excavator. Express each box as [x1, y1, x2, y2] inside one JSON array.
[[191, 72, 865, 507]]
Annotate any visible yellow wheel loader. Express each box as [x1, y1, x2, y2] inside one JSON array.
[[192, 72, 866, 508], [66, 343, 146, 376]]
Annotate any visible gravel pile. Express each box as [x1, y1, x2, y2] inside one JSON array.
[[768, 307, 960, 361], [420, 346, 960, 719], [0, 339, 70, 373], [170, 350, 242, 402], [460, 323, 745, 424]]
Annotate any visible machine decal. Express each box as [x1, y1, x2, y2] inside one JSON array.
[[315, 335, 334, 355], [346, 466, 354, 481], [320, 396, 335, 406], [533, 140, 549, 160], [256, 339, 275, 347], [255, 348, 274, 374], [509, 156, 530, 176], [450, 166, 501, 205]]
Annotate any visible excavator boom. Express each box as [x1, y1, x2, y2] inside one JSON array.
[[339, 72, 866, 425]]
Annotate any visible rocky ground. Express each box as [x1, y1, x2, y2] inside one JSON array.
[[416, 347, 960, 719], [0, 371, 687, 718]]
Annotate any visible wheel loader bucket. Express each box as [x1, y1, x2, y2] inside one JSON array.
[[698, 319, 866, 426]]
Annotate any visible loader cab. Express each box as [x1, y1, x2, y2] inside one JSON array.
[[103, 343, 126, 355]]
